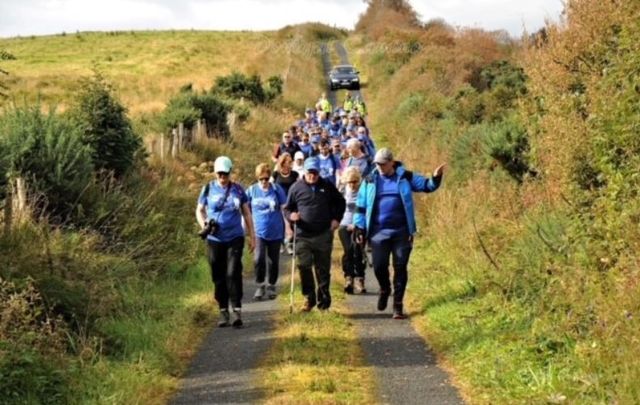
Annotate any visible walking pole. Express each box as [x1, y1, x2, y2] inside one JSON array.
[[289, 222, 297, 314]]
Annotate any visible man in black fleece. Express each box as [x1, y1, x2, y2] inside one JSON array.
[[284, 156, 346, 311]]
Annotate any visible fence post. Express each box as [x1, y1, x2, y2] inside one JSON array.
[[3, 186, 12, 235], [171, 128, 178, 158], [178, 123, 184, 153], [159, 133, 165, 161]]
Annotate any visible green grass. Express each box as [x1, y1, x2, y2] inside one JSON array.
[[74, 259, 214, 404], [259, 265, 378, 405]]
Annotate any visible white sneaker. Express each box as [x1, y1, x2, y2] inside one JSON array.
[[253, 284, 266, 300]]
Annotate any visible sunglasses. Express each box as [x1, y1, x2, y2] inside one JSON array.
[[217, 171, 230, 176], [259, 177, 269, 182]]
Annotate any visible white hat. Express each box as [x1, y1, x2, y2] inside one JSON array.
[[214, 156, 233, 173], [294, 151, 305, 161]]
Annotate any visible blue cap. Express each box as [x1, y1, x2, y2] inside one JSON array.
[[303, 157, 320, 172]]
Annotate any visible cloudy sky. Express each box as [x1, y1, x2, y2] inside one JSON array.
[[0, 0, 564, 38]]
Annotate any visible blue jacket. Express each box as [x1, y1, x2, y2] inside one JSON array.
[[354, 163, 442, 236]]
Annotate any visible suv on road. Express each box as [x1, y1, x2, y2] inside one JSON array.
[[329, 64, 360, 90]]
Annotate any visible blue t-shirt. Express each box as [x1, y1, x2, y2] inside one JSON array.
[[371, 173, 408, 240], [318, 154, 340, 185], [198, 181, 248, 242], [246, 183, 287, 241]]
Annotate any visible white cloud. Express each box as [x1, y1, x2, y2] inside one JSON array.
[[0, 0, 564, 38]]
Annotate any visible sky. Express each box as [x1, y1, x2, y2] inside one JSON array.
[[0, 0, 564, 39]]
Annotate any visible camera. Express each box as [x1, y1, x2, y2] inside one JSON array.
[[198, 219, 219, 239]]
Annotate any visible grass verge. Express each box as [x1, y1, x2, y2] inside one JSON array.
[[258, 257, 378, 404]]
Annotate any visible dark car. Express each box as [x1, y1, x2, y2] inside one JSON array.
[[329, 64, 360, 90]]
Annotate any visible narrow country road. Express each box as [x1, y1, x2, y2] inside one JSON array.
[[169, 271, 281, 404], [324, 41, 465, 405], [171, 41, 464, 405]]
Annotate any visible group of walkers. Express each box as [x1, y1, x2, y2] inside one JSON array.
[[196, 92, 445, 328]]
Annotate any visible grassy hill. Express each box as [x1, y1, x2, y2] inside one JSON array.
[[0, 24, 348, 404]]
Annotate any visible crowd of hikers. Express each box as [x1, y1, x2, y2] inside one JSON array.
[[196, 92, 445, 328]]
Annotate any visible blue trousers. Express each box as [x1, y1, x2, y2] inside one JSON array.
[[369, 233, 413, 304]]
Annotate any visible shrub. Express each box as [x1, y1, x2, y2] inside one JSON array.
[[0, 105, 93, 220], [160, 89, 230, 137], [484, 115, 535, 183], [69, 73, 142, 177], [212, 71, 266, 104], [0, 278, 71, 404]]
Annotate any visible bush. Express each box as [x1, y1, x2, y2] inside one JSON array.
[[160, 89, 230, 137], [0, 105, 93, 220], [212, 71, 266, 104], [69, 73, 142, 177], [484, 115, 535, 183], [0, 278, 71, 404]]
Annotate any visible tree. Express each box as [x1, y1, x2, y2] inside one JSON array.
[[69, 73, 141, 177], [0, 50, 16, 99], [0, 105, 93, 219]]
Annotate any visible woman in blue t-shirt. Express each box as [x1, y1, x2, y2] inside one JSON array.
[[196, 156, 255, 328], [246, 163, 288, 301]]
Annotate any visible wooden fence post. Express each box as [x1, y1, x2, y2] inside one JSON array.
[[3, 187, 12, 235], [171, 128, 178, 158], [159, 133, 165, 161], [178, 123, 184, 153]]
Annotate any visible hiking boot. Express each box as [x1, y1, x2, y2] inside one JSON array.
[[344, 276, 354, 294], [377, 289, 390, 311], [392, 303, 407, 320], [217, 309, 230, 327], [301, 298, 315, 312], [266, 284, 277, 300], [253, 284, 266, 301], [354, 277, 366, 294], [231, 308, 243, 328]]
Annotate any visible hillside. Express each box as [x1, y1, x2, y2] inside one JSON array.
[[2, 0, 639, 403], [0, 24, 335, 403], [348, 0, 640, 403]]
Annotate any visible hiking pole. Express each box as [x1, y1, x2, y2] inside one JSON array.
[[289, 222, 297, 314]]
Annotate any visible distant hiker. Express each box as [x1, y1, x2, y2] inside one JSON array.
[[292, 151, 305, 176], [353, 148, 445, 319], [343, 92, 353, 112], [272, 132, 301, 163], [284, 156, 346, 311], [316, 92, 332, 114], [338, 167, 366, 294], [317, 139, 342, 186], [246, 163, 288, 301], [196, 156, 255, 328], [271, 152, 299, 255], [344, 138, 373, 177], [353, 95, 367, 117]]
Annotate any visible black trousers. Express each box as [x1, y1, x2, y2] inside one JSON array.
[[206, 237, 244, 309], [338, 226, 366, 278], [295, 229, 333, 308], [254, 238, 281, 285]]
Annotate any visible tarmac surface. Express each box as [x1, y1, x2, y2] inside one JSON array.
[[170, 42, 464, 404]]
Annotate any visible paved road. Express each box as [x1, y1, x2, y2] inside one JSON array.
[[345, 275, 464, 405], [328, 41, 465, 404], [320, 42, 338, 108], [169, 272, 281, 404]]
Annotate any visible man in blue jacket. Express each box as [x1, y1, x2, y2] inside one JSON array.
[[354, 148, 445, 319]]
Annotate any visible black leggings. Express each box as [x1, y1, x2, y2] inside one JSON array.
[[206, 237, 244, 309], [338, 226, 366, 278]]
